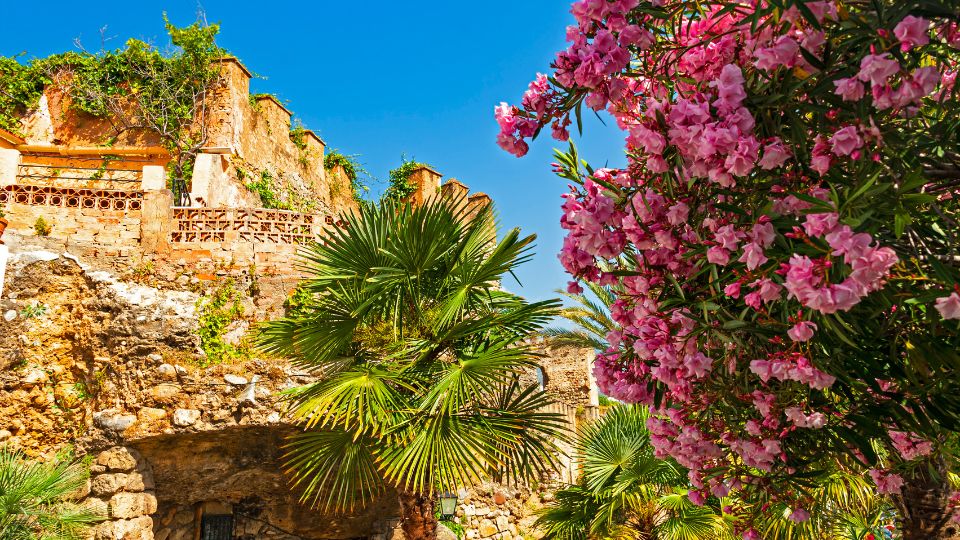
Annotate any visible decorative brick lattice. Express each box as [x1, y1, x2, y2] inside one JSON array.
[[0, 185, 144, 211], [16, 163, 142, 189], [171, 208, 340, 244]]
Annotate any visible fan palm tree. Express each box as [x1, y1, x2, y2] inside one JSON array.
[[535, 404, 729, 540], [258, 197, 567, 540], [543, 281, 617, 352], [537, 404, 897, 540], [0, 448, 103, 540]]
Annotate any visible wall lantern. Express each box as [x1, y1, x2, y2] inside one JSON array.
[[438, 491, 458, 520]]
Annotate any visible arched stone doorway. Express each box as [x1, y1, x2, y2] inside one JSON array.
[[127, 425, 399, 540]]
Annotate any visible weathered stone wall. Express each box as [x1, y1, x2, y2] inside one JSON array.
[[0, 242, 400, 539], [453, 482, 546, 540], [9, 57, 357, 216], [537, 343, 598, 409], [87, 446, 158, 540]]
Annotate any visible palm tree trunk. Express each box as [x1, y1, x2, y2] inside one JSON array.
[[398, 490, 438, 540], [894, 456, 954, 540]]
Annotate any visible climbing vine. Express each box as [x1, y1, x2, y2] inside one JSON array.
[[384, 157, 429, 202], [196, 279, 247, 366], [323, 149, 369, 201], [0, 15, 224, 181], [289, 122, 314, 168], [245, 170, 293, 211]]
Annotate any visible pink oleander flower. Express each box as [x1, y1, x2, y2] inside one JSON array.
[[858, 53, 900, 86], [803, 212, 839, 237], [758, 139, 790, 169], [889, 430, 934, 460], [754, 36, 800, 71], [810, 135, 832, 175], [739, 242, 768, 270], [833, 77, 866, 101], [708, 246, 731, 266], [620, 25, 655, 49], [787, 321, 818, 342], [830, 126, 864, 157], [789, 508, 811, 522], [894, 16, 930, 51], [567, 280, 584, 294], [870, 468, 905, 495], [785, 407, 827, 428], [935, 292, 960, 320], [724, 281, 742, 298]]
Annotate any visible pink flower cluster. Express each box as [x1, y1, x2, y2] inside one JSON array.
[[783, 213, 898, 314], [496, 0, 959, 528], [831, 20, 940, 113], [785, 407, 827, 429], [869, 468, 905, 495], [749, 352, 836, 390], [888, 430, 934, 461]]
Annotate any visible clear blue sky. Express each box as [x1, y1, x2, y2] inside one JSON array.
[[1, 1, 625, 304]]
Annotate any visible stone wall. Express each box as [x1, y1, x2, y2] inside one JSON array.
[[535, 342, 598, 409], [88, 446, 158, 540], [453, 482, 545, 540], [9, 57, 356, 217]]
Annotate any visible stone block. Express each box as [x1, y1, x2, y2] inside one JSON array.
[[172, 409, 201, 427], [138, 407, 167, 423], [478, 519, 497, 538], [0, 148, 19, 186], [96, 447, 141, 472], [94, 412, 133, 434], [140, 190, 174, 254], [150, 384, 180, 400], [141, 165, 165, 191], [93, 515, 154, 540], [109, 492, 158, 519], [91, 473, 129, 496]]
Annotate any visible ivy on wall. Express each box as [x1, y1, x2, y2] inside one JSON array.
[[0, 15, 224, 181], [195, 279, 247, 366], [384, 157, 430, 202], [323, 149, 369, 202]]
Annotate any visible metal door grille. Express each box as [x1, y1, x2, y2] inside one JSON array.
[[200, 514, 234, 540]]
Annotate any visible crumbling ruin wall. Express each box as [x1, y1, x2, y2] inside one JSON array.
[[0, 243, 403, 539], [8, 57, 356, 216]]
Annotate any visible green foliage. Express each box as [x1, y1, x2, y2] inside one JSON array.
[[20, 302, 47, 319], [324, 149, 370, 202], [543, 278, 618, 352], [536, 404, 894, 540], [289, 122, 308, 151], [283, 282, 314, 319], [440, 519, 465, 539], [289, 121, 315, 168], [196, 279, 246, 366], [89, 156, 119, 180], [0, 55, 50, 134], [33, 216, 52, 237], [245, 170, 292, 211], [0, 15, 223, 176], [258, 198, 565, 516], [597, 394, 616, 407], [384, 157, 429, 202], [536, 404, 724, 540], [0, 448, 104, 539], [247, 264, 260, 297]]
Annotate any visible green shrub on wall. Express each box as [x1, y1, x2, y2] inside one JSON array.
[[384, 157, 429, 203], [0, 15, 223, 181], [196, 279, 247, 366], [323, 149, 369, 202]]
